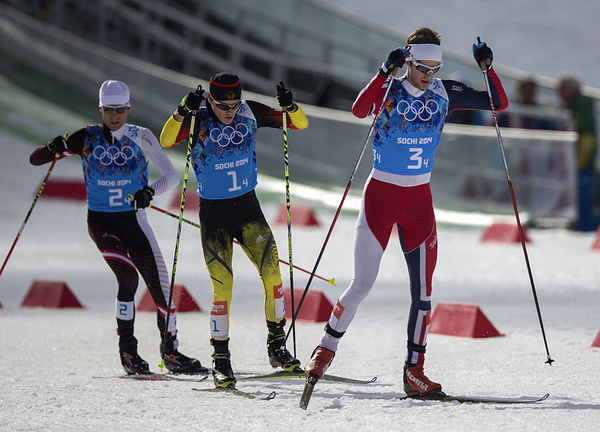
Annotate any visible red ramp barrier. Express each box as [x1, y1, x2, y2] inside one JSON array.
[[481, 222, 531, 243], [284, 288, 332, 323], [137, 284, 202, 312], [430, 302, 504, 338], [275, 204, 320, 227], [21, 280, 84, 308], [41, 179, 87, 201], [591, 330, 600, 348]]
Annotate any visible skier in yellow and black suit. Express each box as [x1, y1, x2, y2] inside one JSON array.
[[160, 72, 308, 388]]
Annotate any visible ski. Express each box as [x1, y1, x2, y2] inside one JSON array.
[[324, 373, 377, 384], [299, 374, 318, 410], [192, 386, 276, 400], [394, 393, 550, 404], [93, 373, 208, 382], [299, 377, 548, 409], [238, 370, 377, 385]]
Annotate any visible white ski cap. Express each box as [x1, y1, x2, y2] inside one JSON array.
[[99, 80, 130, 107]]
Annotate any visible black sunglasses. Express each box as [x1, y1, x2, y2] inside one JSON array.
[[102, 106, 128, 114], [212, 99, 243, 111]]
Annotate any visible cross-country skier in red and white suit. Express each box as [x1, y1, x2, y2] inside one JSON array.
[[305, 27, 508, 398]]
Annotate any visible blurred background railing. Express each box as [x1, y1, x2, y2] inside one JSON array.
[[0, 0, 588, 225]]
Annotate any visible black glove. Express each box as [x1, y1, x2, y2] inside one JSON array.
[[131, 185, 155, 210], [46, 135, 68, 155], [177, 85, 205, 116], [380, 47, 410, 76], [473, 39, 493, 71], [276, 81, 294, 110]]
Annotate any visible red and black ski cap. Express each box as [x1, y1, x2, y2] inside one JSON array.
[[209, 72, 242, 101]]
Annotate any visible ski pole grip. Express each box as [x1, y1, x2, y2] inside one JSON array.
[[476, 36, 488, 72]]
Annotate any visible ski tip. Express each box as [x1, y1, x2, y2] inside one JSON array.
[[299, 374, 318, 410]]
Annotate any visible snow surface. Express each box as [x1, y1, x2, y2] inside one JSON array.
[[327, 0, 600, 90], [2, 126, 600, 432]]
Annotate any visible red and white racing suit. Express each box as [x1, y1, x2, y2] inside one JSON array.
[[320, 68, 508, 364]]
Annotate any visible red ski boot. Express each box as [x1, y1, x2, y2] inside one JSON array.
[[305, 346, 335, 379], [403, 363, 445, 398]]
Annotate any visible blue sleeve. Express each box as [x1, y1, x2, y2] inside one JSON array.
[[444, 70, 508, 113]]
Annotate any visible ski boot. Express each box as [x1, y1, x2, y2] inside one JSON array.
[[211, 338, 236, 388], [266, 320, 302, 372], [161, 332, 208, 374], [403, 363, 445, 398], [120, 350, 150, 375], [118, 323, 149, 375], [304, 346, 335, 379]]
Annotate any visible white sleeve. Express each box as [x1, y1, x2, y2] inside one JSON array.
[[139, 127, 179, 196]]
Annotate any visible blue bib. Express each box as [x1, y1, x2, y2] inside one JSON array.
[[190, 103, 259, 199], [82, 125, 147, 212], [373, 79, 449, 175]]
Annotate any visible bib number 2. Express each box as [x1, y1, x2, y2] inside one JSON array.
[[109, 188, 124, 207]]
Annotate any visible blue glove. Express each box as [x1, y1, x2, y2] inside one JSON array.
[[473, 40, 493, 71], [380, 47, 410, 76]]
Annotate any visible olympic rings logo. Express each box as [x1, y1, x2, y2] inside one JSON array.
[[209, 124, 249, 148], [396, 99, 439, 122], [92, 145, 135, 166]]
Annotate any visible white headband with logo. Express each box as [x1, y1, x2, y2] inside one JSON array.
[[407, 44, 443, 62]]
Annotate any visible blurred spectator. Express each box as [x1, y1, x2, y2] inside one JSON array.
[[557, 74, 599, 231], [499, 77, 554, 129]]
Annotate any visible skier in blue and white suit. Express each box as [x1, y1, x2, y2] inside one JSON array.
[[30, 80, 206, 376]]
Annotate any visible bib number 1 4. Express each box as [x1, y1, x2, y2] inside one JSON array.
[[228, 171, 248, 192]]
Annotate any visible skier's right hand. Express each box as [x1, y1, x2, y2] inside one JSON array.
[[46, 135, 68, 155], [380, 47, 410, 76], [177, 86, 205, 116]]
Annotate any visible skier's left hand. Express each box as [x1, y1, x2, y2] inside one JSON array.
[[276, 81, 294, 111], [131, 185, 155, 210], [473, 39, 493, 71]]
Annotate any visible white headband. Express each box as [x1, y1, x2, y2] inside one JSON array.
[[407, 44, 443, 62]]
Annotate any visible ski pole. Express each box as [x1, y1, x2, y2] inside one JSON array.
[[0, 139, 65, 278], [282, 105, 297, 356], [142, 201, 336, 286], [476, 37, 554, 366], [285, 68, 398, 343], [159, 110, 198, 371]]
